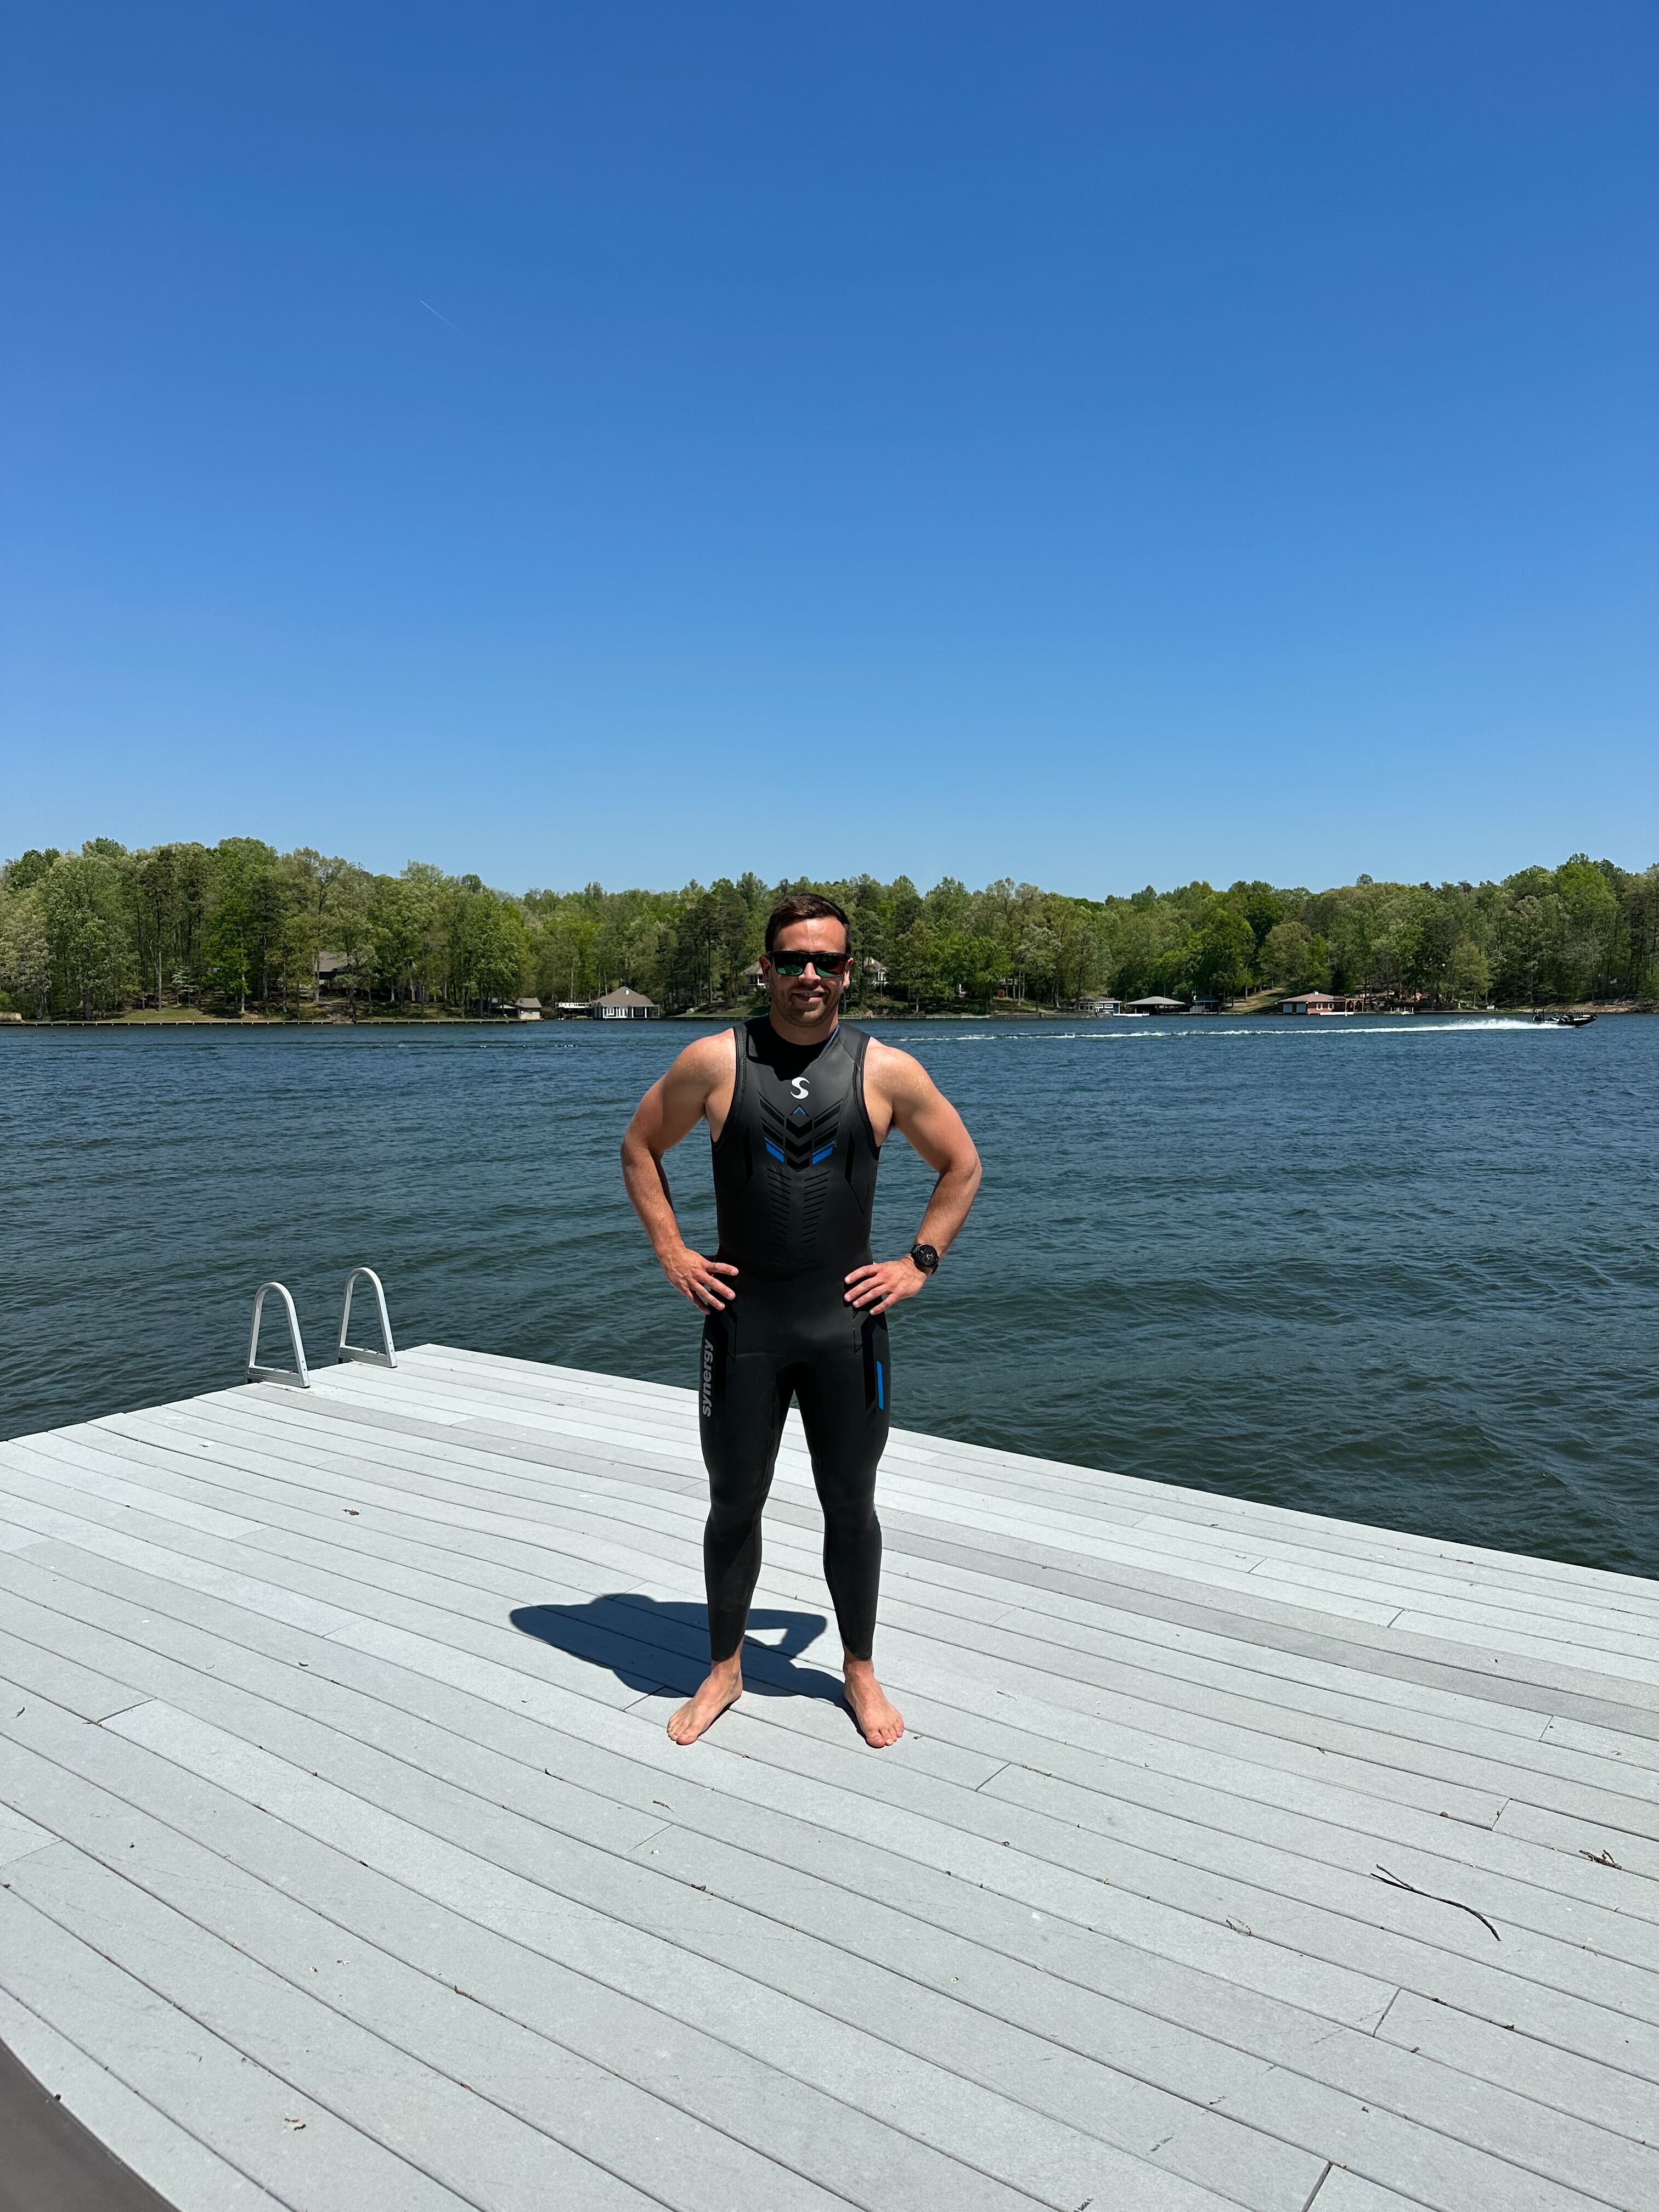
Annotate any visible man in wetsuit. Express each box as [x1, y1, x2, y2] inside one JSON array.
[[620, 893, 982, 1748]]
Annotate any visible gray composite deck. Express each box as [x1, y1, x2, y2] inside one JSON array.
[[0, 1345, 1656, 2211]]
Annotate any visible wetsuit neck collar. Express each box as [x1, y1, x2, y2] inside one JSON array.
[[762, 1014, 838, 1052], [750, 1013, 841, 1079]]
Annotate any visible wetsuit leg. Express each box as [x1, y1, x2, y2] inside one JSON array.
[[793, 1314, 890, 1661], [698, 1315, 790, 1661]]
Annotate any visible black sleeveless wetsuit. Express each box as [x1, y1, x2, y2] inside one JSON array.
[[699, 1017, 889, 1661]]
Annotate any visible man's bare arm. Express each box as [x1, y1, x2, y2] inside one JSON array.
[[620, 1034, 739, 1309], [845, 1045, 981, 1314]]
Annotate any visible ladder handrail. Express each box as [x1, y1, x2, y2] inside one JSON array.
[[246, 1282, 311, 1389], [337, 1266, 397, 1369]]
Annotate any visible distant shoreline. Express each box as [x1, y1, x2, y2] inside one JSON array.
[[6, 847, 1656, 1024], [7, 1001, 1654, 1030]]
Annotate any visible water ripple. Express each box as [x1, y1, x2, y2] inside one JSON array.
[[1, 1015, 1654, 1576]]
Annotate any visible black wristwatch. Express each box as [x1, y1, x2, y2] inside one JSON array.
[[909, 1242, 940, 1277]]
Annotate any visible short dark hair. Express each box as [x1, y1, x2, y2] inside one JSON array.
[[765, 892, 851, 953]]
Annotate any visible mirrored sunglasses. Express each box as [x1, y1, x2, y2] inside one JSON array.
[[769, 950, 853, 977]]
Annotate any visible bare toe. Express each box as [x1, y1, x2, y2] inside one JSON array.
[[844, 1673, 904, 1749], [667, 1673, 741, 1745]]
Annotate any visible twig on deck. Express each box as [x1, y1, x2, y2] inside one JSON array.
[[1373, 1864, 1500, 1942]]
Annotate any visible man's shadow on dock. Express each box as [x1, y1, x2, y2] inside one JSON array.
[[509, 1594, 843, 1706]]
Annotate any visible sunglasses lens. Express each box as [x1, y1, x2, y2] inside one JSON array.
[[774, 953, 848, 976]]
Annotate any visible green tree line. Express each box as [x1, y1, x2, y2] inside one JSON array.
[[1, 837, 1655, 1018]]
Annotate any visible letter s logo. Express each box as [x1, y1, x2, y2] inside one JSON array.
[[789, 1075, 810, 1101]]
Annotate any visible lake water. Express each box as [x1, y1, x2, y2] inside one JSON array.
[[3, 1015, 1656, 1578]]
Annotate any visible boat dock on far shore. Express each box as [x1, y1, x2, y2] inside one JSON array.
[[2, 1344, 1656, 2211]]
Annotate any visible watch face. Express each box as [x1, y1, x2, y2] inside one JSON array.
[[911, 1243, 939, 1274]]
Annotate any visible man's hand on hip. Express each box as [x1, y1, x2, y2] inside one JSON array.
[[843, 1257, 929, 1315], [661, 1244, 738, 1309]]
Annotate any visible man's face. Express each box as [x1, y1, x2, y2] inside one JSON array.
[[764, 922, 851, 1029]]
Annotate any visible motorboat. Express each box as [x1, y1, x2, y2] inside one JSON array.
[[1533, 1010, 1597, 1026]]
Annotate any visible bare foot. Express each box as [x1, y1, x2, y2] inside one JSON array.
[[667, 1664, 742, 1745], [843, 1661, 904, 1748]]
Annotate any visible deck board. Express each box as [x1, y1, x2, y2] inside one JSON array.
[[0, 1983, 268, 2212], [9, 1461, 1653, 1946], [9, 1442, 1659, 1928], [0, 1716, 891, 2212], [18, 1432, 1655, 1859], [166, 1370, 1659, 1713], [32, 1411, 1646, 1807], [355, 1346, 1659, 1615], [0, 1877, 481, 2210], [3, 1346, 1657, 2211], [127, 1380, 1659, 1727]]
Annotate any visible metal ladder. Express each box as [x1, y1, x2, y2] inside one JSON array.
[[336, 1266, 398, 1369], [245, 1281, 311, 1389], [245, 1267, 397, 1387]]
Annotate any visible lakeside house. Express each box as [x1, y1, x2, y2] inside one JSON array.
[[1280, 991, 1350, 1014], [1127, 995, 1186, 1014], [509, 997, 543, 1021], [1079, 995, 1121, 1015], [314, 949, 351, 986], [589, 985, 661, 1020]]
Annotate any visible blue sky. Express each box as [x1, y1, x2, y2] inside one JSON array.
[[3, 2, 1654, 896]]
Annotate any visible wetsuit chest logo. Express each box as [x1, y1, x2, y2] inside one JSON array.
[[761, 1084, 840, 1170]]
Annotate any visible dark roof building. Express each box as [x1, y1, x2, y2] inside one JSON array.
[[589, 986, 661, 1019]]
